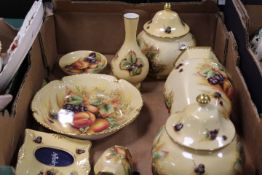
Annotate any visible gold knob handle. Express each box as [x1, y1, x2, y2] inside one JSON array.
[[196, 94, 211, 105], [164, 3, 172, 10]]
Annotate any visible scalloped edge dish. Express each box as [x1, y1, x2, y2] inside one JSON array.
[[31, 74, 143, 140]]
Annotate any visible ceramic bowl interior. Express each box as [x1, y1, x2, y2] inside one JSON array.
[[31, 74, 143, 140], [16, 129, 91, 175], [59, 50, 108, 75]]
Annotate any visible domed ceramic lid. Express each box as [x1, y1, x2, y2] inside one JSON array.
[[143, 3, 190, 38], [165, 94, 236, 151]]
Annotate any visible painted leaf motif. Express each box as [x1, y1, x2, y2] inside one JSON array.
[[89, 98, 103, 106], [128, 52, 137, 64], [99, 104, 114, 115], [120, 59, 131, 70], [130, 66, 142, 76], [67, 95, 83, 105]]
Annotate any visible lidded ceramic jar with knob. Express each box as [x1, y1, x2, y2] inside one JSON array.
[[164, 47, 233, 116], [152, 94, 242, 175], [137, 3, 196, 79]]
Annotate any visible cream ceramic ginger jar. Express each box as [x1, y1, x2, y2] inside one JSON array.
[[152, 94, 242, 175], [94, 145, 133, 175], [111, 13, 149, 88], [164, 47, 233, 117], [137, 3, 196, 79]]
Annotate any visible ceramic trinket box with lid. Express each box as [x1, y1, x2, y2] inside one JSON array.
[[137, 3, 196, 79], [164, 47, 233, 116], [152, 94, 242, 175], [94, 145, 133, 175], [111, 13, 149, 88]]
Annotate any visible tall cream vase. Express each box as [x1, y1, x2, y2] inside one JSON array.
[[111, 13, 149, 89]]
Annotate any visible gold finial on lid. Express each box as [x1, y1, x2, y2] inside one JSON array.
[[196, 94, 211, 105], [164, 3, 172, 10]]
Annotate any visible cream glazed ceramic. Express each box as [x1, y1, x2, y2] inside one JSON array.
[[16, 129, 92, 175], [164, 47, 233, 117], [152, 94, 242, 175], [111, 13, 149, 88], [94, 145, 133, 175], [137, 3, 196, 79], [59, 50, 107, 75], [31, 74, 143, 140]]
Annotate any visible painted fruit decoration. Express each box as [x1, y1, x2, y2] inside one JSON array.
[[198, 63, 233, 100], [49, 89, 127, 134], [63, 52, 106, 74]]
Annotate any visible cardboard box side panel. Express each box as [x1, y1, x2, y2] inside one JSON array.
[[225, 0, 262, 114], [40, 16, 58, 70], [0, 20, 17, 52], [226, 33, 261, 173], [214, 16, 228, 64], [2, 38, 45, 164], [0, 116, 16, 165], [53, 0, 219, 13], [54, 11, 218, 55], [244, 5, 262, 35]]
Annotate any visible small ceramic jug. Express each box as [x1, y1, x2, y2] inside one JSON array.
[[94, 145, 133, 175], [137, 3, 196, 79], [152, 94, 242, 175], [250, 27, 262, 62], [111, 13, 149, 88], [164, 47, 233, 116]]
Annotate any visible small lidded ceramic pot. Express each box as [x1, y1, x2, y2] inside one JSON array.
[[137, 3, 196, 79], [152, 94, 242, 175], [164, 47, 233, 117], [250, 27, 262, 62], [94, 145, 133, 175]]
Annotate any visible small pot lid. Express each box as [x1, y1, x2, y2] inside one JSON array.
[[165, 94, 236, 151], [143, 3, 189, 38]]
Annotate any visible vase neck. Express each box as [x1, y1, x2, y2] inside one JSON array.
[[123, 13, 139, 44]]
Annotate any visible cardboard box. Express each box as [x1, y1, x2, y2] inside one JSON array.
[[0, 0, 260, 174], [224, 0, 262, 114]]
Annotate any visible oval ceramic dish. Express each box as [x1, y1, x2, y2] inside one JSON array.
[[31, 74, 143, 140], [59, 50, 107, 75]]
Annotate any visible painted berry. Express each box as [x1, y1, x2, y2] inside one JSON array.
[[194, 164, 205, 174], [165, 26, 172, 34], [76, 149, 85, 154], [33, 136, 42, 144], [208, 129, 219, 140], [174, 123, 183, 132]]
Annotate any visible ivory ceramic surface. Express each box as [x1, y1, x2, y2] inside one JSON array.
[[94, 145, 133, 175], [137, 3, 196, 79], [165, 95, 236, 150], [164, 47, 233, 116], [31, 74, 143, 140], [111, 13, 149, 88], [59, 50, 107, 75], [250, 27, 262, 62], [152, 128, 242, 175], [16, 129, 91, 175]]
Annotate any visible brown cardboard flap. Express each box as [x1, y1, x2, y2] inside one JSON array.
[[40, 16, 58, 70], [0, 37, 45, 164], [0, 19, 17, 52], [54, 6, 219, 55], [226, 32, 261, 173], [244, 5, 262, 35], [214, 16, 228, 64], [53, 0, 219, 13]]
